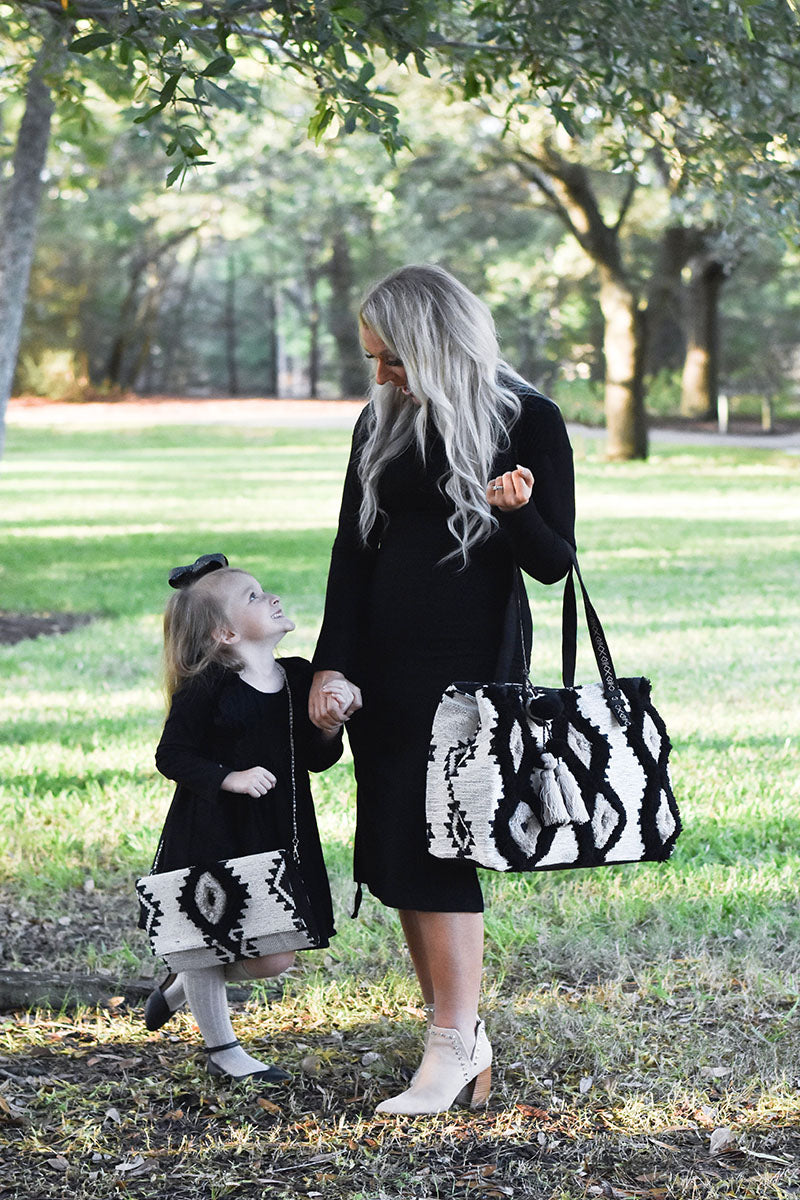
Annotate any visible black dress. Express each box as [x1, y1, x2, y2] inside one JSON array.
[[313, 384, 576, 913], [144, 656, 338, 946]]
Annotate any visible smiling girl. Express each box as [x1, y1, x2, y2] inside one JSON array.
[[139, 554, 356, 1082]]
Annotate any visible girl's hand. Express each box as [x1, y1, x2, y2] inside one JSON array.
[[221, 766, 276, 797], [310, 670, 362, 732], [487, 464, 534, 510]]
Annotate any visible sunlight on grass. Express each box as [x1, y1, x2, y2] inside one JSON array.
[[1, 416, 799, 1196]]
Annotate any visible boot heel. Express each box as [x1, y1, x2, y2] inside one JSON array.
[[466, 1065, 492, 1109]]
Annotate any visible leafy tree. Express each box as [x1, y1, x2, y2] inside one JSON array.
[[0, 0, 432, 454], [3, 0, 799, 459]]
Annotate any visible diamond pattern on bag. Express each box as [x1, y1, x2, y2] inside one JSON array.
[[444, 798, 475, 855], [508, 800, 542, 856], [445, 739, 477, 778], [641, 710, 662, 760], [509, 720, 526, 771], [590, 793, 621, 849], [567, 724, 593, 768]]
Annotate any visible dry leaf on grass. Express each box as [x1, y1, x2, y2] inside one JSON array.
[[709, 1126, 739, 1155]]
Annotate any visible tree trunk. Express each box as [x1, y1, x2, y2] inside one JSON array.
[[0, 33, 58, 460], [326, 231, 365, 396], [600, 272, 648, 459], [224, 252, 239, 396], [307, 267, 320, 399], [512, 145, 648, 459], [0, 968, 246, 1013], [681, 256, 726, 419], [646, 226, 690, 374], [160, 243, 200, 391], [264, 284, 279, 396]]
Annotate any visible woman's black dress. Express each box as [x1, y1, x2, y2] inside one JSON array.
[[313, 385, 576, 913], [145, 656, 338, 945]]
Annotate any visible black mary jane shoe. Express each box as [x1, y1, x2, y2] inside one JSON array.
[[205, 1039, 291, 1083], [144, 973, 179, 1032]]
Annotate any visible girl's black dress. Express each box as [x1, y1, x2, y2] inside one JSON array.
[[145, 656, 338, 946], [313, 384, 576, 913]]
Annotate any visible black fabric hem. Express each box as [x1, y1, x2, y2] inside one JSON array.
[[353, 878, 485, 915]]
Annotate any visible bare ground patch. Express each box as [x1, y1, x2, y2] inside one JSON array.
[[0, 612, 94, 646]]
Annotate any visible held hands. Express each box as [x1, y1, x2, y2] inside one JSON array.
[[222, 766, 277, 797], [486, 464, 534, 511], [309, 670, 363, 734]]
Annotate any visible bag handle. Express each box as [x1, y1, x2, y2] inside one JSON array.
[[561, 546, 630, 726], [496, 548, 630, 728]]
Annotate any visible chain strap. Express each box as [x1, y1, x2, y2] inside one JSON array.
[[275, 662, 301, 866]]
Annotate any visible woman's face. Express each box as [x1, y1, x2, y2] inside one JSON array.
[[360, 323, 413, 396]]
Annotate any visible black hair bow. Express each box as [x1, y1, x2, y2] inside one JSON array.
[[168, 553, 229, 589]]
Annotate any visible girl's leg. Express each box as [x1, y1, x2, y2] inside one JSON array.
[[225, 951, 295, 982], [398, 910, 484, 1047], [144, 972, 187, 1031], [182, 964, 288, 1080]]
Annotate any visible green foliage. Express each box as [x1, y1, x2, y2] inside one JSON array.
[[1, 415, 798, 999], [2, 412, 799, 1192]]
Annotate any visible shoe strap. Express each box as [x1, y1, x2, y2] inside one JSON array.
[[205, 1039, 240, 1054]]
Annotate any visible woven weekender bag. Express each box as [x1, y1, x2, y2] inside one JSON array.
[[425, 549, 681, 872]]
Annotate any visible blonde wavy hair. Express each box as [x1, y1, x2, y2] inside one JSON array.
[[357, 264, 524, 565], [162, 568, 247, 701]]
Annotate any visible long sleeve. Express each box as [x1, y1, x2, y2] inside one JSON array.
[[312, 407, 378, 682], [283, 657, 344, 772], [155, 671, 230, 802], [496, 391, 576, 584]]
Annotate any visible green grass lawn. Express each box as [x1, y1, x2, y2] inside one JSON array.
[[1, 414, 799, 1199]]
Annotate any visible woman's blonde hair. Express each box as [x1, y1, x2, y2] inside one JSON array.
[[357, 263, 525, 565], [162, 568, 247, 700]]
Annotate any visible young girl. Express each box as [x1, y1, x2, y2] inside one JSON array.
[[140, 553, 356, 1082]]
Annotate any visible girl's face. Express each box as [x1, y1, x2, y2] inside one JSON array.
[[221, 573, 295, 644], [360, 323, 416, 400]]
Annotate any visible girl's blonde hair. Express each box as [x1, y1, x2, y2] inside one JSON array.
[[357, 263, 525, 566], [162, 567, 247, 700]]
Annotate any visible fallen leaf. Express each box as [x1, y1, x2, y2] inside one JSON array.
[[709, 1127, 738, 1155], [0, 1096, 25, 1125], [580, 1075, 594, 1093], [46, 1156, 69, 1171], [104, 1107, 122, 1125], [257, 1097, 281, 1114], [515, 1103, 550, 1120], [115, 1154, 147, 1175], [301, 1054, 322, 1075], [700, 1066, 731, 1079]]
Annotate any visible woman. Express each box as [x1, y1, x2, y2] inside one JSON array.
[[309, 264, 575, 1114]]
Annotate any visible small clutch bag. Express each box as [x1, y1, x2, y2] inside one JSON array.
[[136, 849, 319, 971]]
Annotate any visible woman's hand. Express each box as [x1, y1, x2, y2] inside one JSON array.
[[221, 766, 276, 797], [310, 669, 363, 733], [486, 464, 534, 511]]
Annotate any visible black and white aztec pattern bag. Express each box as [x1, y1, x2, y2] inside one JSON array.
[[426, 551, 681, 872], [137, 666, 319, 969]]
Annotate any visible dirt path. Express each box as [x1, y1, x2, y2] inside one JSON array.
[[7, 395, 800, 449]]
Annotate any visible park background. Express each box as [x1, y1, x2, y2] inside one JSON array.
[[1, 4, 800, 1199]]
